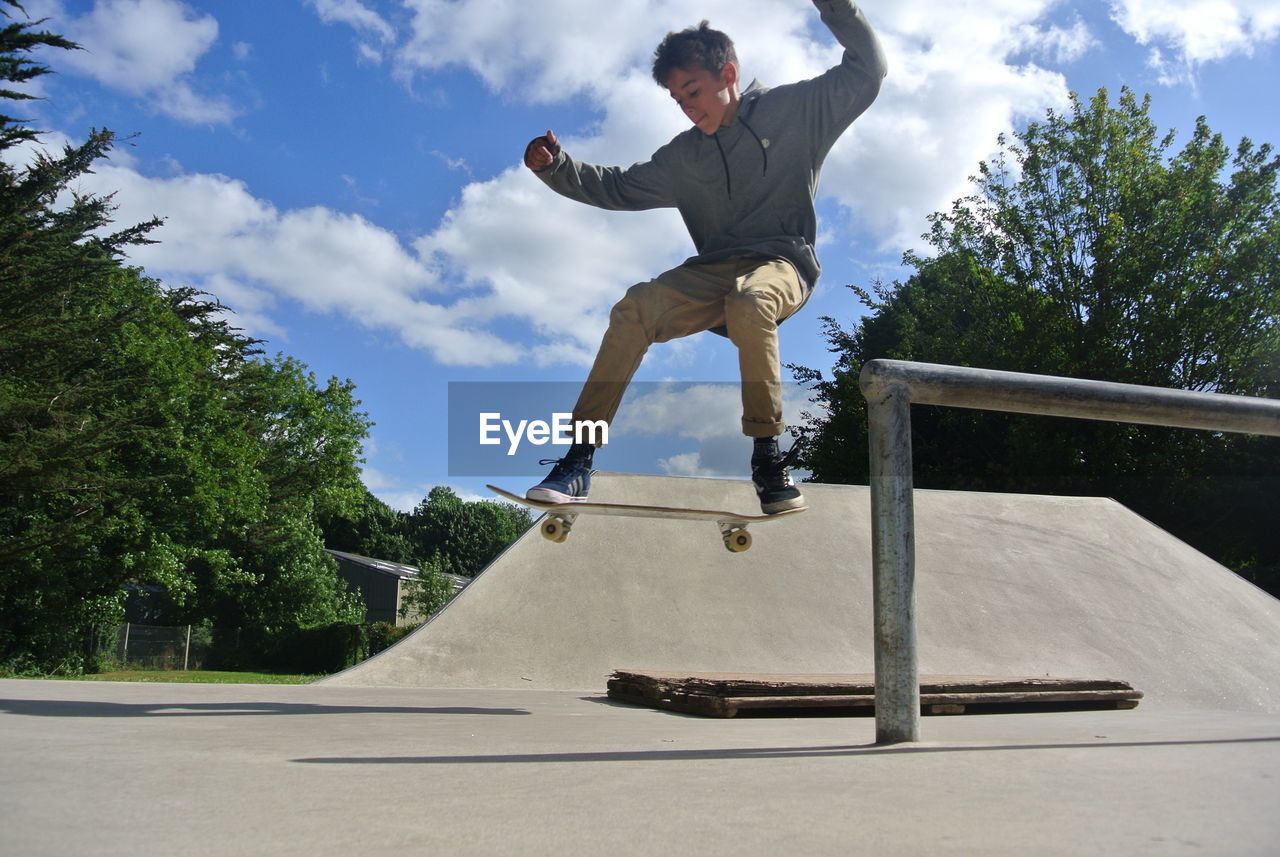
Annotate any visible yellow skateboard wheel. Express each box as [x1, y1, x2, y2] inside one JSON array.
[[724, 528, 752, 552], [541, 517, 571, 543]]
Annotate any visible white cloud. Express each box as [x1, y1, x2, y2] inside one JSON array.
[[308, 0, 394, 41], [307, 0, 395, 62], [415, 163, 690, 365], [397, 0, 659, 98], [356, 42, 384, 65], [38, 0, 236, 124], [1017, 16, 1097, 64], [57, 159, 521, 366], [363, 464, 462, 511], [394, 0, 829, 108], [817, 0, 1079, 251], [200, 273, 286, 342], [13, 124, 673, 369], [1110, 0, 1280, 83], [359, 465, 397, 493], [373, 489, 428, 513]]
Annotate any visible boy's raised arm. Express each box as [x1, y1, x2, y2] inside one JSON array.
[[522, 133, 675, 212], [798, 0, 887, 133], [814, 0, 888, 83]]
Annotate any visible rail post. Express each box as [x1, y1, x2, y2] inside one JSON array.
[[865, 380, 919, 744]]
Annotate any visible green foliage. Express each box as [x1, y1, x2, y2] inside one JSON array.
[[0, 12, 374, 671], [0, 1, 78, 149], [320, 484, 533, 582], [203, 621, 417, 675], [408, 486, 532, 577], [319, 491, 418, 564], [204, 622, 365, 675], [925, 88, 1278, 394], [796, 87, 1280, 595], [398, 553, 460, 622], [364, 621, 414, 657]]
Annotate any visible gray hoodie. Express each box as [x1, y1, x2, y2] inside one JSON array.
[[535, 0, 887, 294]]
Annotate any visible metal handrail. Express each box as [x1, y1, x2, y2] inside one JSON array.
[[858, 359, 1280, 744]]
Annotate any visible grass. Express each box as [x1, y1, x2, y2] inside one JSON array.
[[16, 669, 321, 685]]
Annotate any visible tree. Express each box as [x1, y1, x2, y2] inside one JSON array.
[[0, 7, 373, 670], [796, 87, 1280, 595], [408, 486, 532, 577], [398, 554, 459, 623], [320, 491, 419, 565], [0, 1, 76, 149], [0, 9, 173, 669], [207, 355, 370, 628]]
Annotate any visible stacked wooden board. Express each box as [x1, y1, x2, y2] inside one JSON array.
[[608, 671, 1143, 718]]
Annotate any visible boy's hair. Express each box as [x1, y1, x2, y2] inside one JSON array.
[[651, 21, 738, 86]]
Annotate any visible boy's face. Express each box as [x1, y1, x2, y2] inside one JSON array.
[[665, 63, 739, 136]]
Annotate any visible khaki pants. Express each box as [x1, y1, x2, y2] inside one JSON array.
[[573, 257, 807, 440]]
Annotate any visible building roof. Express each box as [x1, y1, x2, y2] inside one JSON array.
[[325, 549, 422, 581], [324, 549, 470, 590]]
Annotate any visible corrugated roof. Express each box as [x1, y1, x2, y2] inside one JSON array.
[[325, 549, 470, 589], [325, 549, 421, 580]]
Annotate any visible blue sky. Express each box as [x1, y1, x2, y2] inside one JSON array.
[[11, 0, 1280, 510]]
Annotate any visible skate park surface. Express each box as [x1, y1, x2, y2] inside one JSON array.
[[4, 473, 1279, 855]]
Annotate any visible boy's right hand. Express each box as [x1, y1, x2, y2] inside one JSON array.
[[524, 130, 561, 172]]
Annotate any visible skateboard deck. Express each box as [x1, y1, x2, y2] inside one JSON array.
[[487, 484, 806, 553]]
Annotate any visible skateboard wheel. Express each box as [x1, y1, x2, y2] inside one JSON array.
[[541, 517, 571, 543], [724, 529, 752, 553]]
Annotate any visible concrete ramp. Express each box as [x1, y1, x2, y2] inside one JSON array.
[[323, 473, 1280, 711]]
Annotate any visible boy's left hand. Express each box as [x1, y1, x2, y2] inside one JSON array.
[[524, 130, 561, 172]]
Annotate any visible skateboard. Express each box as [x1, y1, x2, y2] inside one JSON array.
[[487, 484, 807, 553]]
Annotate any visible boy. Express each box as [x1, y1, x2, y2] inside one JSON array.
[[523, 0, 886, 513]]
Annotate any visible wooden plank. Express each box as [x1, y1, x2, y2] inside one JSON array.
[[612, 671, 1135, 695], [607, 670, 1144, 718]]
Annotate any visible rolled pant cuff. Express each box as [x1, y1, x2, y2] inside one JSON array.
[[742, 418, 786, 438]]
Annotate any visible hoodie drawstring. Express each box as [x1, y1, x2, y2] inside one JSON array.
[[713, 116, 770, 200], [713, 134, 733, 199]]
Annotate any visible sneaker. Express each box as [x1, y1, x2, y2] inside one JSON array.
[[751, 440, 805, 514], [527, 444, 594, 503]]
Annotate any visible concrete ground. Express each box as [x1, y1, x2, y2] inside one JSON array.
[[2, 678, 1277, 856]]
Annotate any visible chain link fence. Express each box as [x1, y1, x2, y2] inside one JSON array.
[[108, 623, 218, 670]]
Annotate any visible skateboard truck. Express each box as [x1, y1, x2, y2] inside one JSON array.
[[540, 511, 751, 552]]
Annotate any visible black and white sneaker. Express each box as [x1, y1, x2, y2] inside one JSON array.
[[751, 439, 805, 514], [527, 443, 594, 504]]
